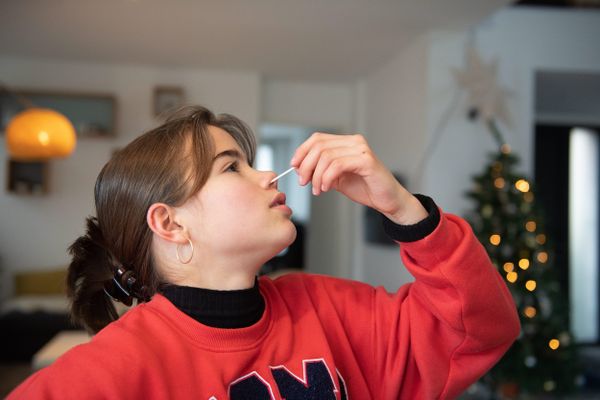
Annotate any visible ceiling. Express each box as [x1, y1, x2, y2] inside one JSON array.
[[0, 0, 513, 81], [515, 0, 600, 7]]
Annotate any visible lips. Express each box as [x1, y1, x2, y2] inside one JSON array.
[[270, 192, 287, 207]]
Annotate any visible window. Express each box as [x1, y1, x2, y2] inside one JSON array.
[[569, 127, 599, 343]]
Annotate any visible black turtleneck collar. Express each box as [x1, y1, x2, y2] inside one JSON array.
[[160, 277, 265, 329]]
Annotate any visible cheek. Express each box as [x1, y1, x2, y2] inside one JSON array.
[[200, 183, 263, 227]]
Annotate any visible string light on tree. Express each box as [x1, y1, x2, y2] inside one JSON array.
[[525, 221, 537, 232], [549, 339, 560, 350], [518, 259, 530, 270], [524, 307, 537, 318], [515, 179, 530, 193], [490, 234, 501, 246], [536, 234, 546, 245]]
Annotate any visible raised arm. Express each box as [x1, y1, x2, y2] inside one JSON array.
[[291, 132, 520, 398]]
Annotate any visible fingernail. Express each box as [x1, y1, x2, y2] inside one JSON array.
[[312, 187, 317, 195], [290, 157, 297, 166]]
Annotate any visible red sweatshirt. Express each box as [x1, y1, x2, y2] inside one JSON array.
[[9, 211, 520, 399]]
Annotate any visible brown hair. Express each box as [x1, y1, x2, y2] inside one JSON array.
[[67, 105, 256, 333]]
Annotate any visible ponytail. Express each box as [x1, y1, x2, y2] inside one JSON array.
[[67, 217, 121, 333]]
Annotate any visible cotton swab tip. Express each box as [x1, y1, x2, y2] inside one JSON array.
[[270, 167, 296, 183]]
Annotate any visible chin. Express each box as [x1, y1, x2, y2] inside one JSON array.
[[282, 220, 298, 245], [271, 222, 297, 255]]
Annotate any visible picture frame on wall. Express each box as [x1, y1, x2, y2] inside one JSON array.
[[0, 89, 116, 137], [6, 160, 49, 196], [153, 86, 185, 117]]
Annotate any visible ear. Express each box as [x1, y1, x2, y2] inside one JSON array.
[[147, 203, 187, 243]]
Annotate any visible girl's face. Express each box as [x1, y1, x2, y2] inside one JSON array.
[[178, 125, 297, 266]]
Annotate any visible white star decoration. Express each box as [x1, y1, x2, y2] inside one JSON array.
[[453, 47, 512, 126]]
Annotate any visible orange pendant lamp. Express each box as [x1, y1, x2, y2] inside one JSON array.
[[6, 108, 77, 161]]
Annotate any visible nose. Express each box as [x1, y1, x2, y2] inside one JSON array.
[[261, 170, 278, 189]]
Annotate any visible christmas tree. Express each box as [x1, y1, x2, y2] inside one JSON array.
[[464, 118, 583, 398]]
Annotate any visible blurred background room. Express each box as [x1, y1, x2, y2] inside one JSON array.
[[0, 0, 599, 398]]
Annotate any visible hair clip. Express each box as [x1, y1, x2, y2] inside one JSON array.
[[103, 267, 151, 306], [103, 268, 134, 306]]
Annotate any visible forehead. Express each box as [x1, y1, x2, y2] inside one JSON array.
[[208, 125, 242, 153]]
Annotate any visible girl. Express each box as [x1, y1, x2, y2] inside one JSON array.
[[9, 105, 519, 399]]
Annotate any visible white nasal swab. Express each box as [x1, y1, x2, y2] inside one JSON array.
[[270, 167, 296, 184]]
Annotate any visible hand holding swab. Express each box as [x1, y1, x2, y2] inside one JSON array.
[[270, 167, 296, 184]]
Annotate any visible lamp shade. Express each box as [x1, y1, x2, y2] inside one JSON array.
[[6, 108, 76, 161]]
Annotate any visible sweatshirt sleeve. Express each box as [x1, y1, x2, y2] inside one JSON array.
[[300, 195, 520, 399], [373, 194, 521, 399]]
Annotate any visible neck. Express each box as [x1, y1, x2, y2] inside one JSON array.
[[154, 239, 280, 290], [172, 255, 266, 290], [183, 271, 258, 290]]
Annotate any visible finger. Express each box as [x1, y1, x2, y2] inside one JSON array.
[[296, 138, 358, 186], [290, 132, 326, 168], [291, 132, 352, 169], [311, 147, 364, 195], [320, 154, 374, 192]]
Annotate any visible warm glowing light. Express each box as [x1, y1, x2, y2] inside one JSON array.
[[525, 280, 537, 291], [494, 177, 505, 189], [503, 262, 515, 273], [524, 192, 534, 202], [6, 108, 76, 160], [525, 221, 537, 232], [507, 271, 518, 283], [536, 234, 546, 245], [548, 339, 560, 350], [537, 252, 548, 263], [515, 179, 530, 192], [37, 131, 50, 146], [524, 306, 537, 318], [519, 259, 530, 270], [490, 234, 501, 246]]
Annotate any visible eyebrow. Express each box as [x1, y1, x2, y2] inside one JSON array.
[[213, 149, 247, 165], [213, 149, 245, 163]]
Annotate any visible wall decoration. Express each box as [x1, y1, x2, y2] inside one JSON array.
[[6, 160, 48, 195], [153, 86, 184, 117], [0, 90, 116, 138]]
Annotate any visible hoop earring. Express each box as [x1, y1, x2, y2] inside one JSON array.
[[176, 238, 194, 264]]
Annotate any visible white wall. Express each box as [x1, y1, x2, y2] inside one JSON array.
[[354, 7, 600, 291], [424, 7, 600, 216], [354, 35, 430, 289], [262, 79, 355, 131], [0, 56, 261, 297]]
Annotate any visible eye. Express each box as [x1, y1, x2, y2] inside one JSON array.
[[225, 161, 240, 173]]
